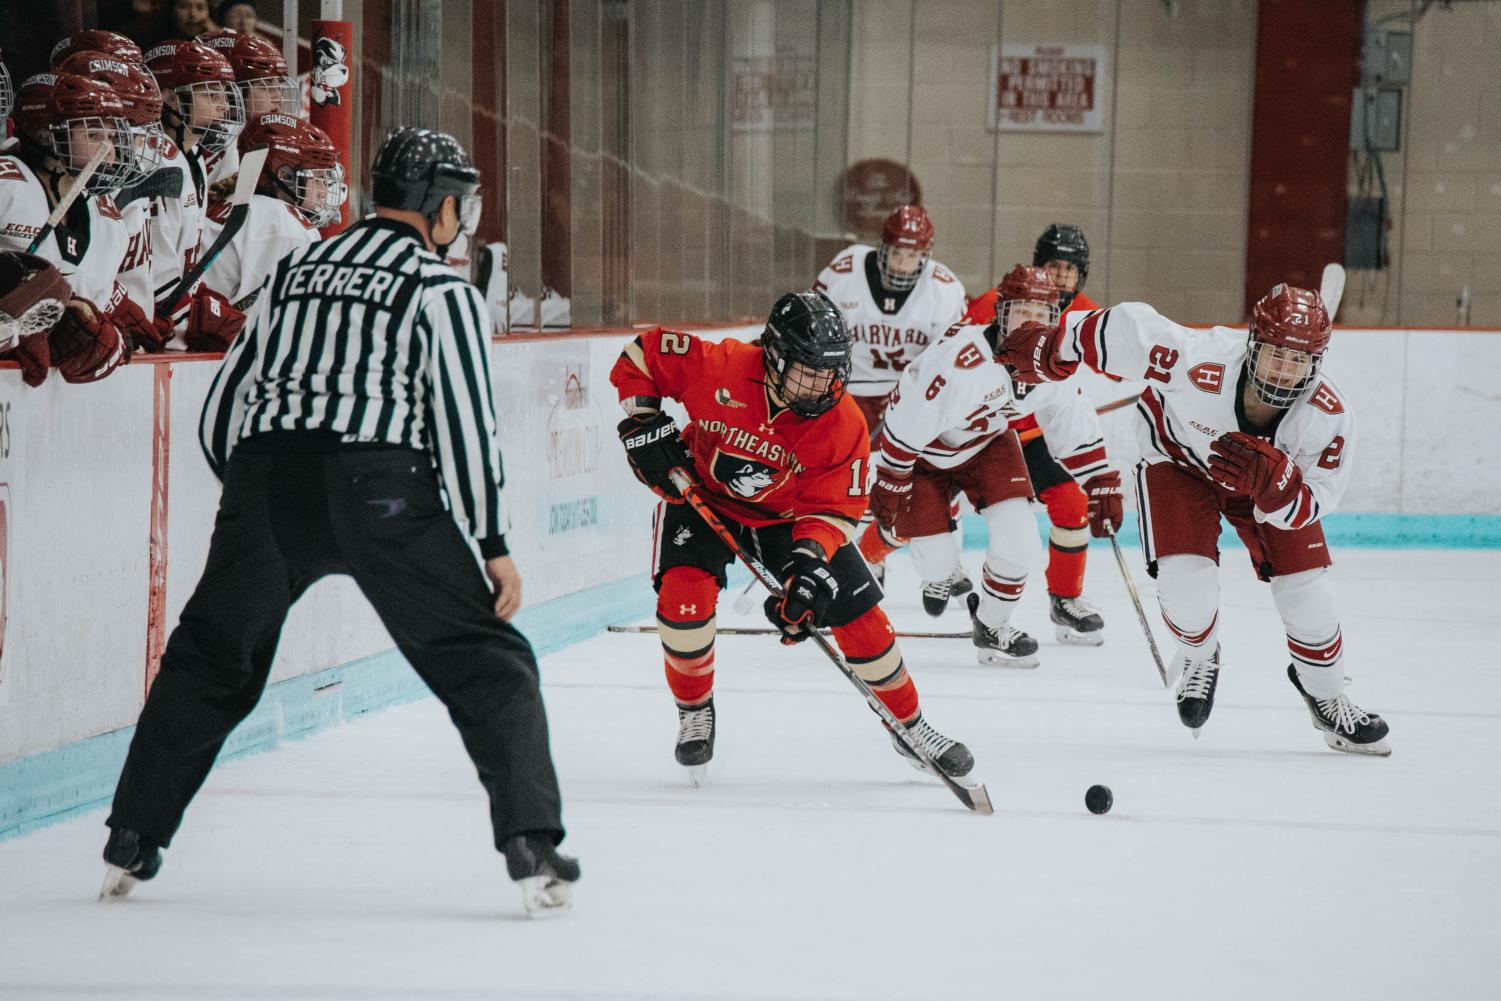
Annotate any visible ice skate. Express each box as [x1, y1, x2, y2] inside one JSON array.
[[966, 593, 1039, 668], [502, 833, 580, 918], [1175, 645, 1221, 737], [1286, 665, 1391, 756], [98, 827, 162, 901], [1049, 593, 1104, 646], [920, 576, 953, 617], [675, 699, 715, 786], [888, 714, 974, 779], [949, 563, 973, 598]]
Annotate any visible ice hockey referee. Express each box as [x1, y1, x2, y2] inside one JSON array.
[[100, 127, 580, 917]]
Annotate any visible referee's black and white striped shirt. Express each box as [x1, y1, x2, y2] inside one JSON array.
[[199, 216, 510, 556]]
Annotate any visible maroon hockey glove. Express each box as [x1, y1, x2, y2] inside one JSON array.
[[1082, 470, 1124, 538], [0, 251, 70, 353], [618, 411, 691, 502], [1208, 432, 1303, 512], [6, 331, 52, 387], [184, 288, 246, 353], [997, 320, 1077, 384], [868, 466, 913, 532], [109, 285, 165, 355], [50, 299, 125, 384], [765, 543, 840, 645]]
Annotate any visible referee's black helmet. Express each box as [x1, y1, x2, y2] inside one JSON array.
[[370, 127, 480, 216]]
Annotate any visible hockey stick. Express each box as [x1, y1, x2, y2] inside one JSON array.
[[154, 147, 268, 318], [667, 468, 993, 815], [1319, 262, 1346, 320], [24, 144, 112, 255], [730, 577, 758, 615], [609, 624, 971, 639], [1107, 527, 1168, 688]]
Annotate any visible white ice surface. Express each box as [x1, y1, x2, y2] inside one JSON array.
[[2, 547, 1499, 1000]]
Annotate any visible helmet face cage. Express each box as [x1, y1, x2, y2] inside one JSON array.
[[173, 79, 244, 152], [763, 325, 852, 418], [876, 241, 929, 292], [239, 76, 301, 118], [128, 121, 168, 180], [281, 163, 344, 227], [997, 297, 1060, 335], [1246, 333, 1320, 409], [49, 115, 138, 191], [0, 63, 13, 123]]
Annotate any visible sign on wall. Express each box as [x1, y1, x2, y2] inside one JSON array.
[[731, 54, 817, 132], [990, 43, 1107, 133]]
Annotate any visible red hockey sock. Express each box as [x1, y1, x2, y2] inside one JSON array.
[[1041, 481, 1089, 598], [858, 520, 904, 567], [657, 567, 720, 706], [832, 607, 919, 724]]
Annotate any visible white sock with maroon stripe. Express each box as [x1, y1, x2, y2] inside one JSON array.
[[1271, 568, 1345, 699], [1156, 554, 1220, 660], [974, 498, 1041, 630]]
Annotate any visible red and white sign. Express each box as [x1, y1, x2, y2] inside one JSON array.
[[991, 43, 1107, 134], [731, 54, 816, 133]]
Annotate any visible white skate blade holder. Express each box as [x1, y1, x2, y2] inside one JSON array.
[[99, 865, 138, 901], [1055, 625, 1105, 648], [518, 875, 573, 918], [976, 648, 1039, 670], [686, 763, 708, 787], [1323, 730, 1391, 757]]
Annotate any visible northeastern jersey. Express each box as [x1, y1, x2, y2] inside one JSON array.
[[1062, 303, 1353, 529], [610, 329, 871, 558], [813, 243, 966, 397], [0, 155, 127, 305], [198, 194, 319, 304], [877, 323, 1021, 474]]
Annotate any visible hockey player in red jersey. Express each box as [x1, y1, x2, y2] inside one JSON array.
[[965, 224, 1099, 325], [610, 292, 975, 782], [1004, 284, 1391, 755]]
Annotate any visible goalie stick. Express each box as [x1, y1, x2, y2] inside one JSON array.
[[667, 468, 993, 815], [24, 144, 112, 255], [154, 147, 268, 319]]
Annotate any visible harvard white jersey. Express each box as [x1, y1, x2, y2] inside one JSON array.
[[814, 243, 966, 397], [198, 193, 319, 304], [203, 142, 239, 186], [114, 198, 155, 318], [877, 323, 1020, 473], [1063, 302, 1353, 529], [147, 140, 207, 325], [1010, 377, 1111, 481], [0, 155, 128, 305]]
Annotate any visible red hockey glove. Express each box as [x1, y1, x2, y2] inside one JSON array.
[[184, 287, 246, 353], [50, 299, 125, 384], [109, 286, 165, 355], [868, 466, 913, 532], [1082, 469, 1124, 538], [997, 320, 1077, 384], [764, 543, 840, 645], [1208, 432, 1303, 512]]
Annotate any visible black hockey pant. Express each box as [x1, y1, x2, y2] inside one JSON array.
[[107, 438, 564, 850]]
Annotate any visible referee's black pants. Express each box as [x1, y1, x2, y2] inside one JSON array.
[[108, 436, 565, 851]]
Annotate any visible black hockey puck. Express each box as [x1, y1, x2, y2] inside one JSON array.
[[1085, 784, 1113, 815]]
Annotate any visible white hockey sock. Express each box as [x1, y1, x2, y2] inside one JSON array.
[[1271, 568, 1345, 699], [909, 532, 960, 583], [1155, 554, 1220, 661], [975, 498, 1040, 629]]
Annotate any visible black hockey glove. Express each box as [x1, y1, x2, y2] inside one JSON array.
[[765, 543, 840, 645], [618, 412, 691, 501]]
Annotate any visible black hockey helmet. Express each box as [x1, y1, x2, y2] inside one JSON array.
[[762, 291, 852, 418], [1033, 223, 1090, 307], [370, 126, 480, 218]]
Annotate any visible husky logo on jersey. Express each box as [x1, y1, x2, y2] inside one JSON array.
[[1188, 362, 1226, 394], [673, 525, 693, 547], [711, 449, 783, 501]]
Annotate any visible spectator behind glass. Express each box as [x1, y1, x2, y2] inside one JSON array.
[[154, 0, 218, 46], [216, 2, 259, 36]]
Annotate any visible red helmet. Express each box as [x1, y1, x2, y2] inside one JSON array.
[[16, 74, 138, 192], [1247, 284, 1331, 408], [56, 52, 163, 126], [881, 204, 934, 251], [994, 264, 1060, 333], [145, 40, 245, 154], [241, 113, 343, 225], [199, 30, 300, 117], [50, 30, 144, 67], [876, 205, 934, 292]]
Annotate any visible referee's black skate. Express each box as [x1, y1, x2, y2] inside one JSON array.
[[1286, 665, 1392, 757], [675, 699, 715, 786], [502, 833, 580, 918], [1175, 645, 1221, 738], [99, 827, 162, 901], [889, 715, 974, 779]]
